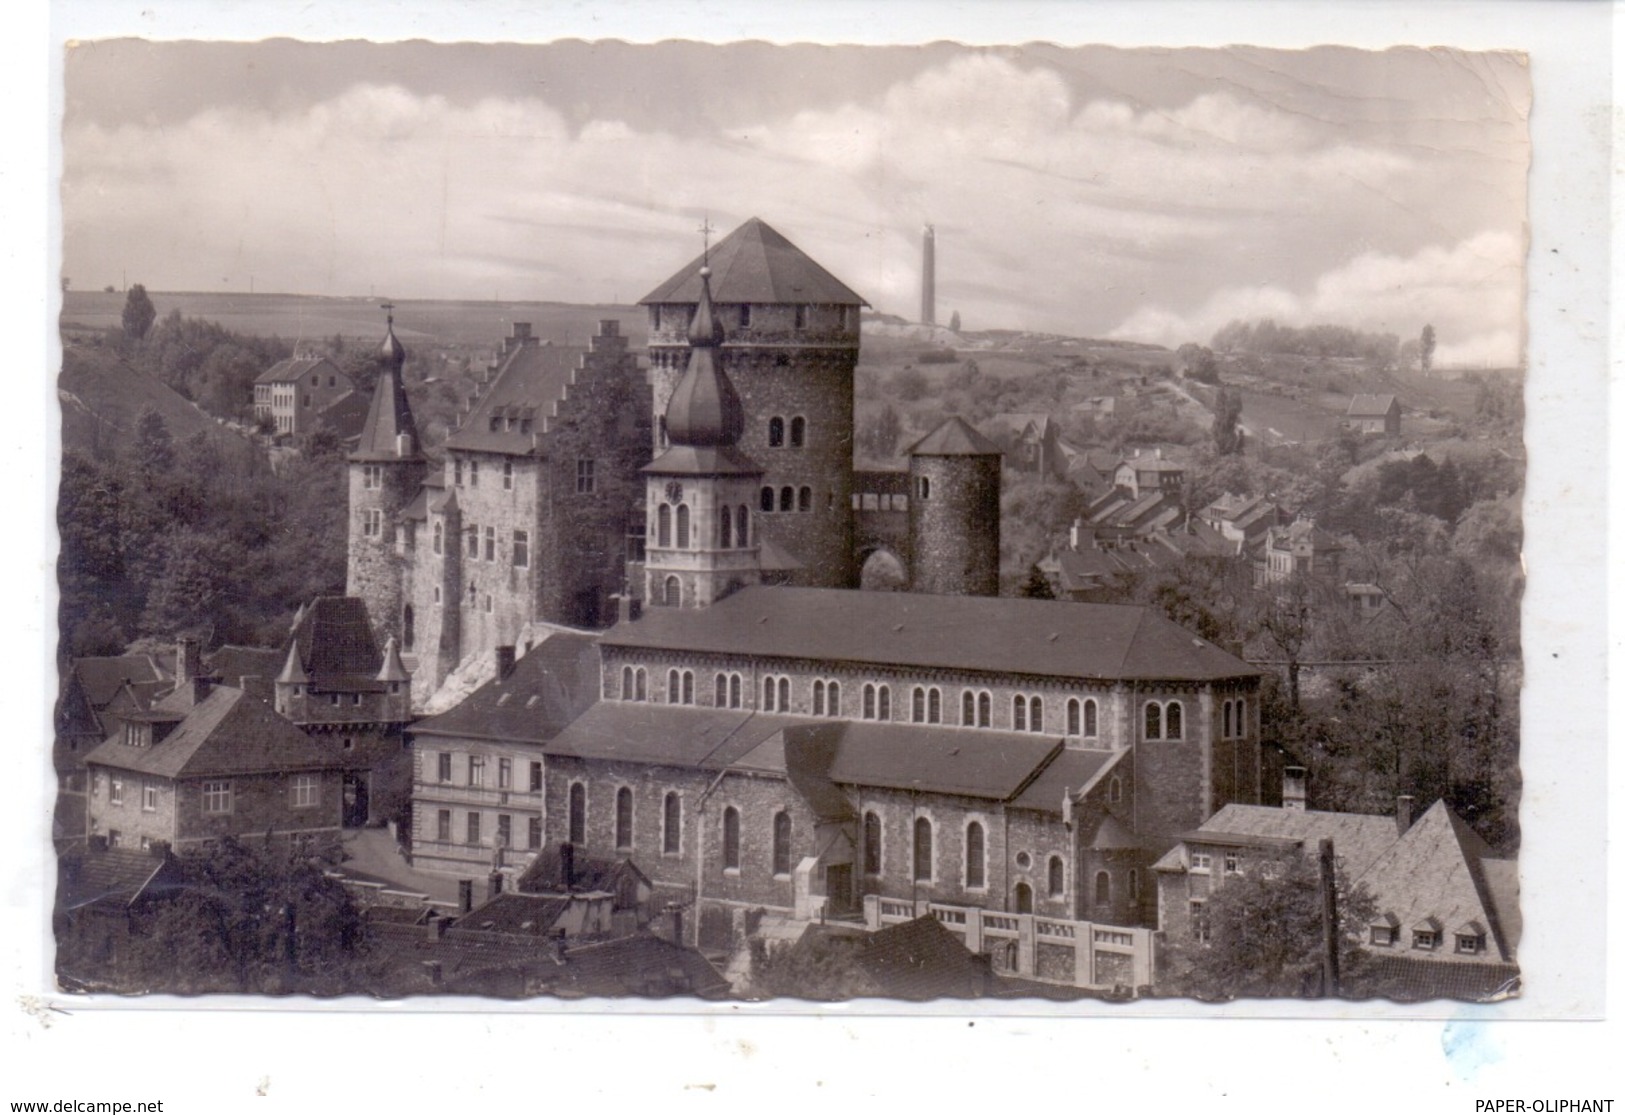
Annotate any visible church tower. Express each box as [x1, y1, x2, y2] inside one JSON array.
[[641, 218, 865, 589], [347, 305, 427, 649], [642, 264, 763, 610]]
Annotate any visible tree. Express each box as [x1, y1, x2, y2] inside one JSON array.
[[859, 404, 902, 460], [1211, 387, 1244, 455], [948, 310, 962, 333], [1160, 847, 1377, 1000], [1420, 324, 1436, 375], [1019, 564, 1055, 599], [122, 283, 157, 342]]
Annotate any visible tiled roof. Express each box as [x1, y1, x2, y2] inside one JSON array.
[[781, 721, 1063, 802], [441, 342, 585, 455], [601, 586, 1259, 683], [1346, 956, 1519, 1003], [1009, 747, 1121, 813], [205, 645, 285, 686], [643, 443, 762, 477], [454, 892, 572, 936], [1346, 394, 1398, 417], [515, 845, 651, 896], [410, 633, 600, 744], [351, 365, 423, 461], [255, 356, 335, 386], [544, 702, 812, 771], [854, 916, 989, 1001], [287, 596, 383, 686], [57, 846, 180, 912], [72, 654, 167, 708], [640, 218, 866, 306], [84, 686, 343, 779], [1358, 801, 1517, 962], [904, 417, 1004, 457], [1191, 804, 1403, 881]]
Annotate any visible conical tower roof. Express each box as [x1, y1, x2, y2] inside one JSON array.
[[664, 268, 744, 448], [276, 641, 309, 685], [905, 416, 1004, 457], [376, 635, 410, 683], [640, 217, 868, 306], [352, 309, 422, 462]]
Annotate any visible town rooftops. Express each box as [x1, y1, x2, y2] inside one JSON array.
[[72, 654, 169, 708], [1159, 803, 1404, 882], [255, 355, 340, 386], [57, 844, 182, 913], [640, 217, 867, 307], [516, 844, 651, 896], [1346, 394, 1399, 417], [287, 596, 386, 689], [410, 633, 601, 744], [601, 586, 1260, 682], [441, 341, 586, 455], [84, 686, 341, 780], [544, 702, 812, 772]]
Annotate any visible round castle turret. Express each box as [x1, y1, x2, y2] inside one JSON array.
[[906, 417, 1003, 597]]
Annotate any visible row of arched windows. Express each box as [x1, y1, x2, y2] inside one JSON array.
[[654, 503, 752, 550], [860, 812, 1072, 899], [1221, 697, 1248, 738], [1144, 700, 1184, 741], [761, 674, 791, 713], [715, 672, 742, 709], [760, 486, 814, 514], [720, 806, 794, 877], [571, 784, 685, 856], [766, 416, 806, 448], [667, 669, 695, 706]]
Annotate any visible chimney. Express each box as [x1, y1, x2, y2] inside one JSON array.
[[1282, 766, 1308, 811], [487, 870, 504, 903], [176, 638, 202, 686], [495, 645, 516, 681], [396, 432, 416, 458], [425, 910, 446, 941], [191, 676, 214, 705], [458, 878, 474, 914], [1397, 795, 1415, 835], [560, 842, 575, 892]]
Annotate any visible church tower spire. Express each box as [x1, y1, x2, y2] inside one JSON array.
[[347, 304, 428, 653], [640, 265, 764, 610]]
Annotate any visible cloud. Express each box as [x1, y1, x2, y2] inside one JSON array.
[[1110, 230, 1525, 366]]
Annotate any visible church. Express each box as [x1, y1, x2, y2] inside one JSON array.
[[351, 219, 1263, 959]]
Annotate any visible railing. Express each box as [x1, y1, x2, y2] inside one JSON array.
[[412, 781, 544, 807], [861, 894, 1154, 992]]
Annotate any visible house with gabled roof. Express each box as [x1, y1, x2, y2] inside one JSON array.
[[1345, 393, 1401, 436], [254, 355, 358, 438]]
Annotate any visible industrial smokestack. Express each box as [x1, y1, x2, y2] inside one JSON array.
[[921, 224, 936, 327]]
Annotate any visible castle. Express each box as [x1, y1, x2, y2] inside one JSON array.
[[347, 218, 1001, 698]]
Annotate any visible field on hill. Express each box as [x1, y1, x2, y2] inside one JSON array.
[[61, 290, 650, 351]]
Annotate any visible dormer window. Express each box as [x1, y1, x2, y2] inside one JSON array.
[[1412, 929, 1438, 951]]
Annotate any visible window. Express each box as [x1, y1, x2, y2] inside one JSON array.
[[467, 525, 480, 559], [772, 811, 792, 876], [202, 780, 232, 815], [528, 816, 543, 851], [635, 668, 648, 701], [913, 687, 926, 723], [760, 487, 775, 513], [668, 669, 681, 704], [1223, 852, 1241, 876], [454, 458, 463, 486], [1048, 855, 1065, 899], [615, 787, 633, 850], [1456, 933, 1483, 955], [768, 417, 785, 447], [827, 680, 841, 716], [719, 509, 731, 548], [1014, 695, 1027, 732], [484, 526, 496, 562], [432, 522, 443, 555], [1223, 700, 1233, 739], [497, 814, 512, 849], [576, 459, 596, 493], [106, 829, 122, 848], [1095, 870, 1111, 907], [403, 605, 415, 650], [739, 304, 752, 329], [569, 783, 586, 845], [1413, 930, 1438, 951], [863, 684, 875, 720], [1144, 702, 1162, 740], [779, 486, 794, 513], [1371, 925, 1397, 947], [502, 460, 513, 490], [863, 812, 881, 875], [913, 817, 933, 882], [1190, 852, 1212, 873], [798, 486, 811, 513], [977, 692, 991, 728], [498, 758, 513, 790], [927, 687, 942, 724], [918, 475, 930, 500], [736, 505, 749, 547], [1109, 776, 1123, 803], [108, 776, 125, 806], [657, 504, 672, 548], [1191, 900, 1210, 943], [790, 416, 805, 447], [664, 792, 681, 854], [1084, 699, 1098, 738], [530, 761, 544, 792], [438, 752, 452, 782], [512, 530, 529, 568], [683, 670, 695, 706], [814, 679, 826, 716], [1235, 698, 1246, 736], [1067, 698, 1081, 736], [723, 807, 741, 871], [664, 575, 682, 608], [676, 504, 690, 549], [794, 304, 807, 330], [1128, 868, 1140, 902], [362, 508, 382, 538], [362, 464, 380, 490], [1030, 696, 1044, 732], [624, 666, 636, 700], [467, 756, 485, 787], [289, 775, 319, 809], [437, 809, 451, 842], [466, 812, 481, 846], [965, 822, 985, 889], [877, 685, 890, 720], [142, 782, 159, 812], [962, 691, 974, 725], [1166, 701, 1182, 739], [469, 459, 479, 487]]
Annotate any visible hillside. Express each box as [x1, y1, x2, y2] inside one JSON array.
[[58, 343, 251, 460]]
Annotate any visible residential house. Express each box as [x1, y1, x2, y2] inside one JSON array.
[[254, 355, 358, 438], [1345, 394, 1401, 436]]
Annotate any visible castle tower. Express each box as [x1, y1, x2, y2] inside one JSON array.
[[641, 218, 865, 589], [921, 223, 936, 327], [347, 306, 428, 649], [906, 417, 1003, 596], [642, 265, 763, 609]]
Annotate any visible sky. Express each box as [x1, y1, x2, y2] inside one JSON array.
[[61, 39, 1530, 365]]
